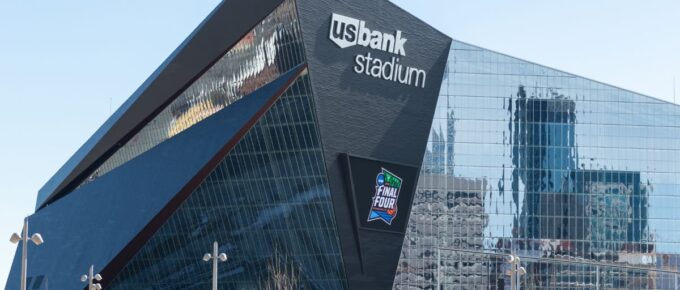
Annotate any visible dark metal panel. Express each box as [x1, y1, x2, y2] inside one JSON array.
[[341, 154, 420, 278], [295, 0, 451, 289], [5, 67, 302, 290], [343, 154, 420, 235], [37, 0, 285, 209]]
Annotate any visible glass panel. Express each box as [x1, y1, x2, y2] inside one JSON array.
[[394, 40, 680, 289], [107, 71, 347, 290], [81, 0, 305, 185]]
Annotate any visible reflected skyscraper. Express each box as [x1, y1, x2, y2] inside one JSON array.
[[395, 40, 680, 290], [511, 87, 579, 243], [507, 84, 653, 288], [571, 170, 650, 255], [6, 0, 680, 288]]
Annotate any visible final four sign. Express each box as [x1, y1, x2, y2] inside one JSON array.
[[343, 154, 418, 233], [367, 168, 402, 225]]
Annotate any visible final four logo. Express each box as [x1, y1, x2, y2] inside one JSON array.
[[367, 168, 403, 225]]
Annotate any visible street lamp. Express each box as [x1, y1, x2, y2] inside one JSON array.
[[203, 241, 228, 290], [81, 265, 103, 290], [9, 217, 44, 290], [507, 254, 527, 290]]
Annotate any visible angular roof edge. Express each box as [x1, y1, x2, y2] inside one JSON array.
[[37, 0, 285, 209], [450, 38, 679, 107]]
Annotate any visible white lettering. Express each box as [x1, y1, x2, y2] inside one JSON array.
[[352, 53, 425, 88], [329, 14, 360, 48], [354, 54, 365, 74], [330, 13, 425, 88], [394, 31, 407, 56], [330, 13, 407, 56]]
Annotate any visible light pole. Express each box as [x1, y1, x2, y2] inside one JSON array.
[[80, 265, 103, 290], [203, 241, 228, 290], [9, 217, 44, 290], [507, 254, 527, 290]]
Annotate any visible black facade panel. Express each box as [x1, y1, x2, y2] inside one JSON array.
[[5, 69, 299, 290], [37, 0, 285, 209], [295, 0, 451, 288], [344, 154, 419, 234]]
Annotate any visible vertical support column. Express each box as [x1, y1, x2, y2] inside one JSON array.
[[596, 265, 600, 290], [21, 218, 28, 290], [515, 263, 520, 290], [212, 241, 218, 290], [88, 265, 94, 289], [510, 261, 515, 290], [437, 249, 441, 289]]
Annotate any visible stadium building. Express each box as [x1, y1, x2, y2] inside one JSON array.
[[7, 0, 680, 289]]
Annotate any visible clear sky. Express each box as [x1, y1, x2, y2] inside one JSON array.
[[0, 0, 678, 286]]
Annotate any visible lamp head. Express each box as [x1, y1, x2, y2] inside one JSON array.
[[30, 233, 44, 246], [518, 267, 527, 275], [10, 233, 21, 244], [506, 255, 515, 263], [218, 253, 228, 262], [81, 275, 88, 282], [202, 253, 212, 262], [94, 274, 103, 281], [91, 283, 102, 290]]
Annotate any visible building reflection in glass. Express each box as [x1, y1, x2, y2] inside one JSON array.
[[79, 0, 306, 186], [394, 40, 680, 289], [512, 91, 578, 242]]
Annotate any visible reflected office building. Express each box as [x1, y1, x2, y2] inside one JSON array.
[[7, 0, 680, 289], [395, 41, 680, 290]]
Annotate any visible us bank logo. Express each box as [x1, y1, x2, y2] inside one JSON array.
[[367, 168, 402, 225], [329, 13, 427, 89]]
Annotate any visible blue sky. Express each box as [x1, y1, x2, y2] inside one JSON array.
[[1, 0, 679, 286]]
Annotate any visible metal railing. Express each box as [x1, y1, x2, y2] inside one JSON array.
[[432, 247, 680, 290]]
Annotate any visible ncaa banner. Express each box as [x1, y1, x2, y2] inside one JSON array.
[[342, 154, 419, 234]]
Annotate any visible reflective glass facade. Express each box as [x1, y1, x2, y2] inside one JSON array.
[[99, 1, 349, 288], [12, 0, 680, 288], [107, 71, 348, 290], [395, 40, 680, 289], [81, 0, 305, 185]]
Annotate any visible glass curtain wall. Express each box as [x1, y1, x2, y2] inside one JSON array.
[[395, 40, 680, 289], [107, 71, 348, 290]]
